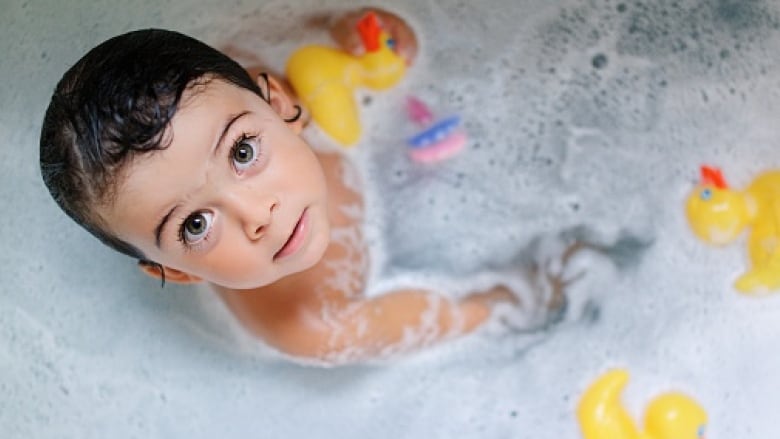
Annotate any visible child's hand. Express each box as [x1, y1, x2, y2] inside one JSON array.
[[462, 285, 520, 307], [329, 7, 419, 65]]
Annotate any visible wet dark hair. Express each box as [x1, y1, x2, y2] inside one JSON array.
[[40, 29, 300, 281]]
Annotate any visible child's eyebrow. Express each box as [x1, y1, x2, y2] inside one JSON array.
[[212, 110, 251, 157], [155, 205, 179, 249]]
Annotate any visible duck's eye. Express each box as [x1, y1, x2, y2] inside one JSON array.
[[697, 424, 706, 438], [700, 188, 713, 201], [386, 38, 396, 50]]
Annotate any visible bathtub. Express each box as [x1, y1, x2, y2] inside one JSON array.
[[3, 0, 780, 437]]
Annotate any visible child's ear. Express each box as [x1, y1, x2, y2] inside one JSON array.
[[258, 73, 305, 134], [138, 262, 203, 284]]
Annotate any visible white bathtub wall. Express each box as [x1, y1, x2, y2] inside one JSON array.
[[4, 0, 780, 437]]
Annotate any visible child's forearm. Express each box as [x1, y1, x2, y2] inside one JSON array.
[[334, 289, 490, 348], [276, 287, 512, 366]]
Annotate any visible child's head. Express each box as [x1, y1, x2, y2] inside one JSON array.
[[40, 29, 331, 289]]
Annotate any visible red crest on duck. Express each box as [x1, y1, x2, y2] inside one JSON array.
[[700, 165, 728, 189]]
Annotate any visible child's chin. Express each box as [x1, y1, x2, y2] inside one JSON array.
[[279, 242, 329, 279], [292, 225, 331, 270], [209, 270, 288, 291], [211, 231, 330, 290]]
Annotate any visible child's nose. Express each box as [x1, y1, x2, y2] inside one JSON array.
[[241, 195, 279, 241]]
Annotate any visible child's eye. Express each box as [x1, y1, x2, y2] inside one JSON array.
[[230, 134, 260, 173], [180, 211, 213, 245]]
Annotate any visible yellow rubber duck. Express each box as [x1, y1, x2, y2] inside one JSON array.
[[285, 12, 406, 146], [686, 165, 780, 294], [577, 369, 707, 439]]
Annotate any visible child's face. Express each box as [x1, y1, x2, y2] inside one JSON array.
[[98, 78, 331, 289]]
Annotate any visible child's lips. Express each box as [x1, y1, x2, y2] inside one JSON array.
[[273, 209, 308, 261]]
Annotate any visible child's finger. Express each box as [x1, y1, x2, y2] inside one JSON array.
[[374, 9, 418, 65], [328, 10, 365, 55], [329, 8, 418, 65]]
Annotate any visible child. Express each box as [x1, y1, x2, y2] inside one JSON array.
[[39, 8, 573, 365]]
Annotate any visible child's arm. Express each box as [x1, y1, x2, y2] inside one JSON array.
[[261, 287, 514, 365]]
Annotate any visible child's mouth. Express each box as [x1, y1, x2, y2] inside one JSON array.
[[273, 208, 308, 261]]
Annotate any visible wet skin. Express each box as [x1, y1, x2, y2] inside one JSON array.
[[100, 10, 519, 364]]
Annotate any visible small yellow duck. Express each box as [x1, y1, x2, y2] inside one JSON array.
[[285, 12, 406, 146], [686, 165, 780, 294], [577, 369, 707, 439]]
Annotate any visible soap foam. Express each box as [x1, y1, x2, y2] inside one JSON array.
[[8, 0, 780, 436]]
